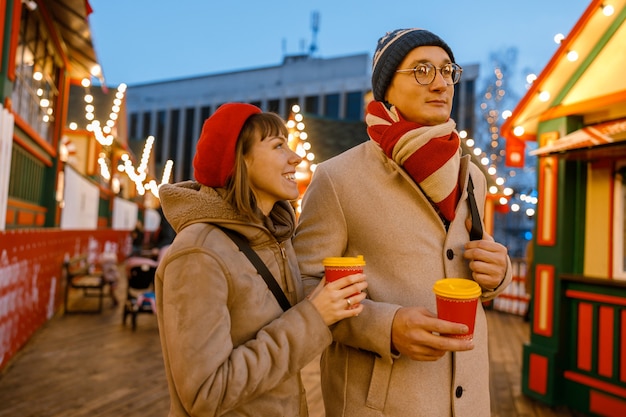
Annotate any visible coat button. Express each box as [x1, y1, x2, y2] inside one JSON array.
[[446, 249, 454, 260], [455, 386, 463, 398]]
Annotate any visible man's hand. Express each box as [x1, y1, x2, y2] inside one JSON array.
[[391, 306, 474, 361], [464, 218, 508, 290]]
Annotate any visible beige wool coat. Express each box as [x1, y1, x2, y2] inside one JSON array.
[[293, 141, 512, 417], [155, 181, 332, 417]]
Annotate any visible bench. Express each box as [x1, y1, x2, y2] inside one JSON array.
[[63, 255, 108, 314]]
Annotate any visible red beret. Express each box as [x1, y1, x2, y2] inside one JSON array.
[[193, 103, 262, 187]]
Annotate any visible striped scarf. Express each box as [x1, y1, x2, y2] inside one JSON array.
[[365, 100, 461, 222]]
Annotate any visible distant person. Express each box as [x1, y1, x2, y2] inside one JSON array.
[[130, 220, 144, 256], [152, 207, 176, 262], [293, 28, 512, 416], [155, 103, 367, 416], [153, 206, 176, 249]]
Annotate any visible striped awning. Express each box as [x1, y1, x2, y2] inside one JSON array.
[[530, 118, 626, 156]]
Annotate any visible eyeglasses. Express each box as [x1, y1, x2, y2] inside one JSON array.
[[395, 62, 463, 86]]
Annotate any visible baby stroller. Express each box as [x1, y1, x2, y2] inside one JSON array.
[[123, 257, 158, 330]]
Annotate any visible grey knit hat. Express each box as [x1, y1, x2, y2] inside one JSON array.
[[371, 28, 456, 102]]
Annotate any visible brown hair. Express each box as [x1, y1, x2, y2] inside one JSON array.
[[224, 112, 290, 221]]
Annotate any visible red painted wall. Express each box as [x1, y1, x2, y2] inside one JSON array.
[[0, 229, 130, 371]]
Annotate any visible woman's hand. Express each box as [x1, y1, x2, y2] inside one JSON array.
[[308, 273, 368, 326]]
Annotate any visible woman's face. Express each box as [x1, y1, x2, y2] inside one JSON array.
[[244, 132, 302, 215], [385, 45, 455, 126]]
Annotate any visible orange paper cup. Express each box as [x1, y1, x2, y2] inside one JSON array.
[[323, 256, 365, 297], [322, 255, 365, 282], [433, 278, 481, 340]]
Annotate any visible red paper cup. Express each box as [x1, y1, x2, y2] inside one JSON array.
[[433, 278, 481, 340], [323, 255, 365, 296]]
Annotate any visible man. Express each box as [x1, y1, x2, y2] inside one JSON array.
[[293, 28, 512, 417]]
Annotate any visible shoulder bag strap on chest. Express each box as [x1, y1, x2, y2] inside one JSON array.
[[217, 226, 291, 312], [467, 176, 483, 241]]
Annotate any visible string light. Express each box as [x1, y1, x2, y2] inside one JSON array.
[[538, 91, 551, 102], [71, 80, 170, 196], [287, 105, 317, 213], [566, 50, 579, 62], [553, 33, 565, 44], [601, 4, 614, 16], [474, 59, 539, 217]]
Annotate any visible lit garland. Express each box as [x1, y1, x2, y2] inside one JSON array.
[[69, 78, 172, 198], [143, 159, 174, 198], [80, 78, 125, 146], [468, 59, 538, 217], [497, 4, 617, 218], [286, 105, 316, 213], [509, 3, 615, 139], [116, 136, 174, 197], [33, 70, 56, 124]]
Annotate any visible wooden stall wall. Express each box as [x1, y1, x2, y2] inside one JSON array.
[[0, 229, 129, 371], [560, 276, 626, 416]]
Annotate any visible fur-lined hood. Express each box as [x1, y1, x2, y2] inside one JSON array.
[[158, 180, 296, 244]]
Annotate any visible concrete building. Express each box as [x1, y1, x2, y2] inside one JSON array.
[[125, 53, 479, 182]]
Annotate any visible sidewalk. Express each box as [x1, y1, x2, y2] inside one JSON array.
[[0, 266, 168, 417], [0, 279, 579, 416]]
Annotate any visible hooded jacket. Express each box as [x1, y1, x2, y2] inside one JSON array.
[[155, 181, 331, 416], [293, 141, 512, 417]]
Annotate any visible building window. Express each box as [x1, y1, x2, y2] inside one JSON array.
[[452, 79, 475, 137], [268, 99, 280, 114], [11, 5, 60, 144], [129, 113, 138, 139], [9, 146, 44, 205], [200, 106, 211, 131], [141, 111, 152, 139], [183, 107, 195, 179], [345, 91, 363, 121], [463, 80, 475, 134], [155, 110, 166, 164], [169, 109, 180, 180], [324, 93, 340, 119], [305, 96, 319, 115]]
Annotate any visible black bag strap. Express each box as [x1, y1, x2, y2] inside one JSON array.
[[467, 176, 483, 241], [217, 227, 291, 312]]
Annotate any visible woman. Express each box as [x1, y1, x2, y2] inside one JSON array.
[[155, 102, 367, 416]]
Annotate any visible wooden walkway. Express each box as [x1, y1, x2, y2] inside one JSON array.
[[0, 273, 584, 417]]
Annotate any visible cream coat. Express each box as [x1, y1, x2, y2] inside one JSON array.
[[293, 141, 512, 417], [155, 181, 332, 416]]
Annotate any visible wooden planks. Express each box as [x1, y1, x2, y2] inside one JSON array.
[[0, 267, 166, 417], [487, 310, 582, 417], [0, 282, 581, 416]]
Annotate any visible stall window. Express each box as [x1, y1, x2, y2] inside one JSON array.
[[11, 5, 60, 145], [613, 160, 626, 280]]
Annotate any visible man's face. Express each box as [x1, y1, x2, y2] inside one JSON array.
[[384, 45, 455, 126]]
